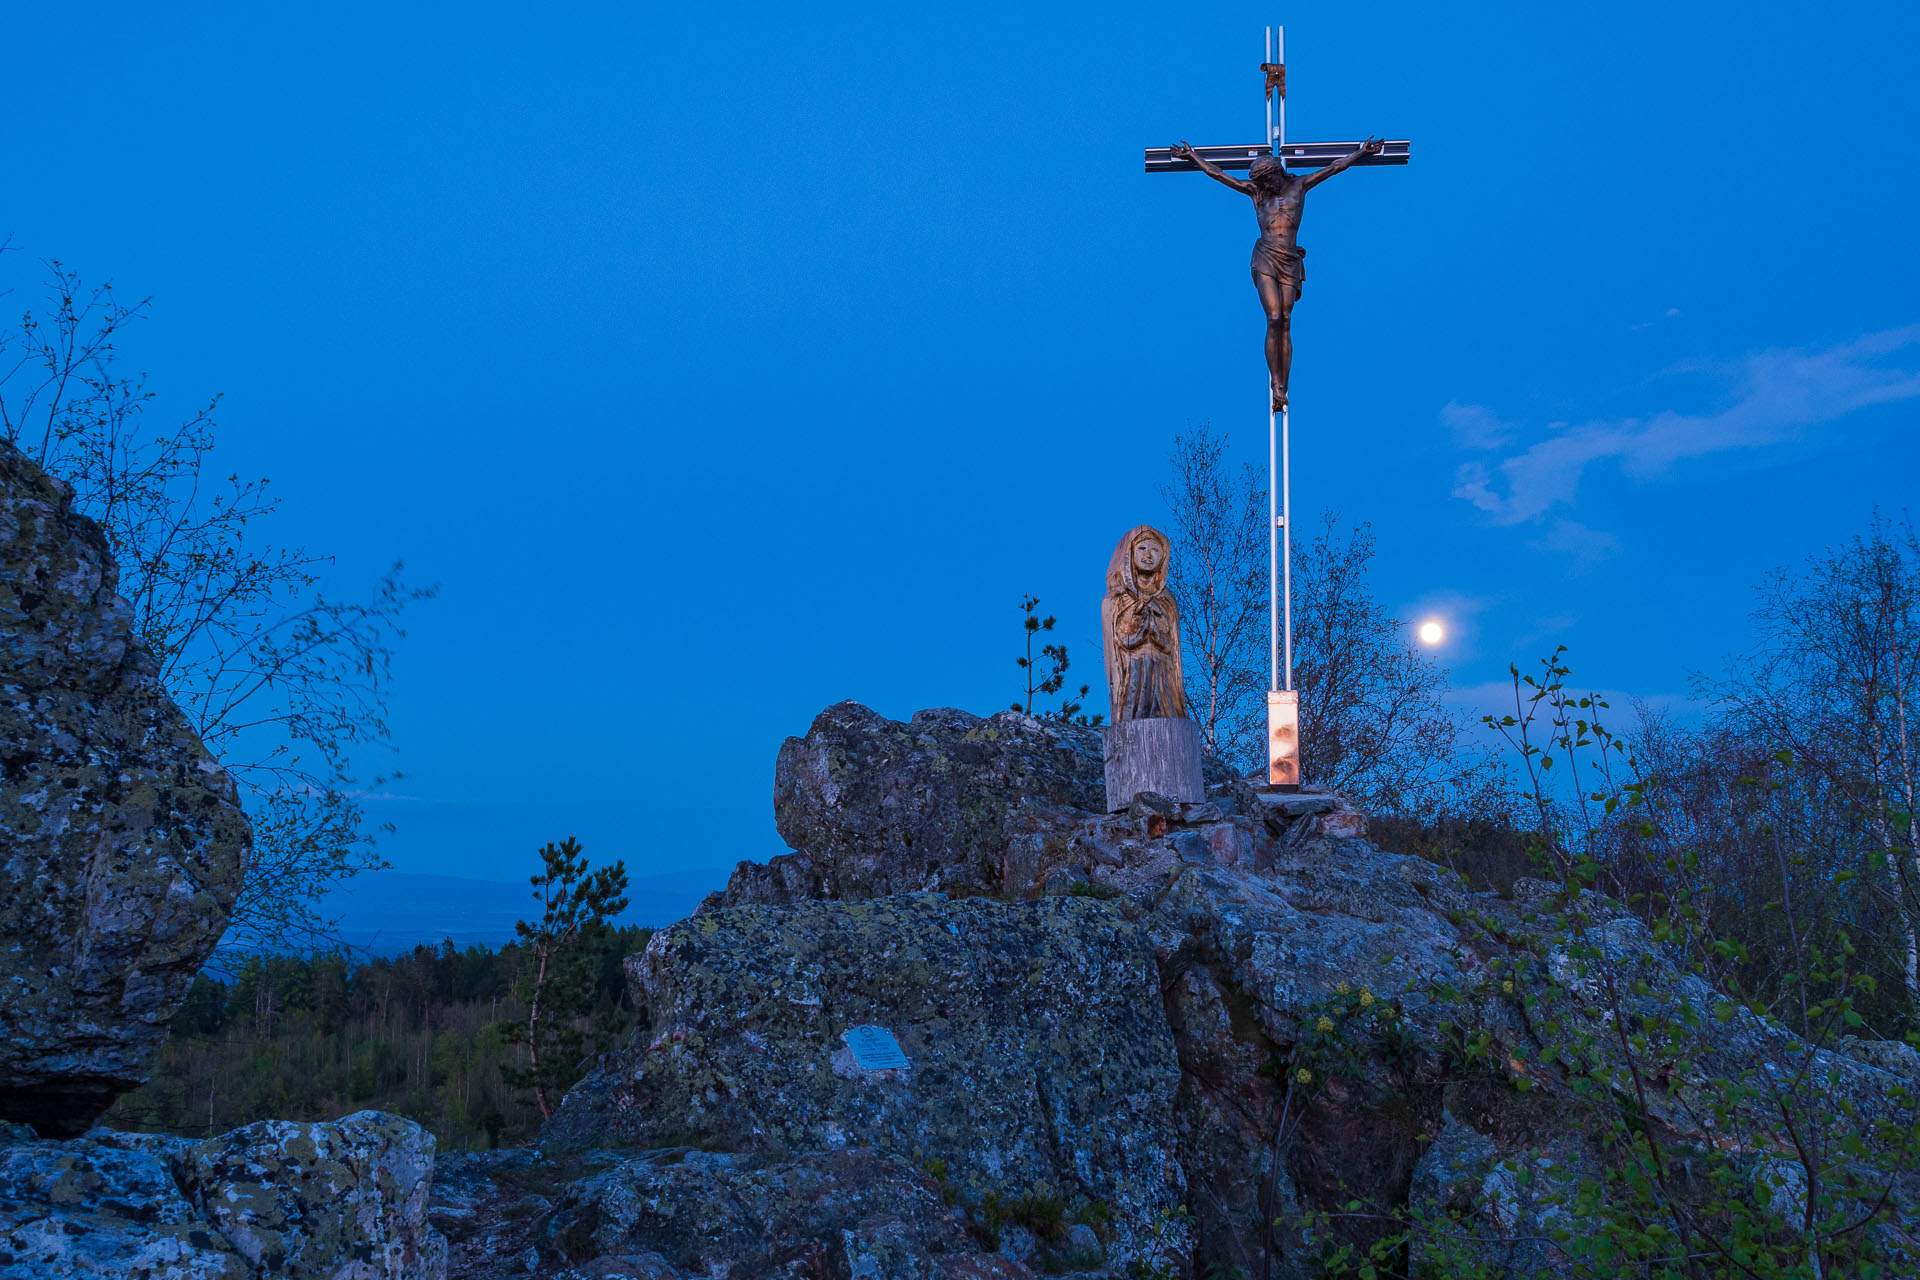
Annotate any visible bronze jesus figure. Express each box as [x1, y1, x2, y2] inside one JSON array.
[[1171, 137, 1384, 410]]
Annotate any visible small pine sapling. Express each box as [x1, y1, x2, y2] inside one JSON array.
[[502, 837, 629, 1120], [1013, 595, 1102, 725]]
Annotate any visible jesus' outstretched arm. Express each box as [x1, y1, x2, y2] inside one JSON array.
[[1299, 136, 1385, 191], [1170, 141, 1255, 197]]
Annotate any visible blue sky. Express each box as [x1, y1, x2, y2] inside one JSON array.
[[5, 3, 1918, 906]]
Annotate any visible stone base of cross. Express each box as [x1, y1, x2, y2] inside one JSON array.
[[1145, 24, 1410, 791]]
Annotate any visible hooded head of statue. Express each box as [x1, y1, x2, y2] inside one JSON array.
[[1101, 525, 1187, 723], [1106, 525, 1172, 599]]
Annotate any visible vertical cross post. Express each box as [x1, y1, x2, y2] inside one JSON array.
[[1266, 23, 1301, 790], [1268, 22, 1281, 698]]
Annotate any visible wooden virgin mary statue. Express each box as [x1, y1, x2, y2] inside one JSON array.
[[1101, 525, 1189, 722]]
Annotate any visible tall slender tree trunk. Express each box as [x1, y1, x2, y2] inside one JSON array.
[[527, 942, 552, 1120], [1867, 721, 1920, 1007], [1887, 642, 1920, 1006]]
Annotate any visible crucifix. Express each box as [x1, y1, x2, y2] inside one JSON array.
[[1145, 25, 1410, 790]]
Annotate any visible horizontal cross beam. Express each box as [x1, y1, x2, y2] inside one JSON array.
[[1143, 139, 1411, 175]]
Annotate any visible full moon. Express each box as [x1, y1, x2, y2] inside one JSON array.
[[1417, 620, 1445, 645]]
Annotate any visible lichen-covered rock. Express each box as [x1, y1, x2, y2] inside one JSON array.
[[706, 704, 1107, 908], [1, 1113, 446, 1280], [0, 440, 251, 1137], [1148, 844, 1471, 1268], [1521, 904, 1918, 1143], [0, 1129, 250, 1279], [546, 894, 1188, 1271], [172, 1110, 447, 1280], [1839, 1034, 1920, 1082], [544, 1148, 982, 1277], [430, 1147, 1040, 1280], [1407, 1109, 1496, 1216]]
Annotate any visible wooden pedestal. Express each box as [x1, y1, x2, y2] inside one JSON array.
[[1103, 717, 1206, 811]]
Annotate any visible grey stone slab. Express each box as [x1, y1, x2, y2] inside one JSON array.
[[1250, 791, 1336, 816]]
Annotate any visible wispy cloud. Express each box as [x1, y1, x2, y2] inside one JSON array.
[[1526, 518, 1621, 573], [1511, 610, 1581, 653], [1450, 325, 1920, 526], [1440, 401, 1517, 450]]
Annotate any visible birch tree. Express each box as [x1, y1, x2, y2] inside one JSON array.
[[1161, 424, 1267, 768], [1709, 515, 1920, 1007]]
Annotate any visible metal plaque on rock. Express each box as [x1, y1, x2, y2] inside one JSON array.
[[841, 1025, 910, 1071]]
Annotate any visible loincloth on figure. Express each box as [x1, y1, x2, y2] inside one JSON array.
[[1250, 239, 1306, 296]]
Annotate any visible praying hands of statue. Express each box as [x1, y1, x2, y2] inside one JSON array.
[[1171, 136, 1384, 411], [1117, 599, 1172, 652]]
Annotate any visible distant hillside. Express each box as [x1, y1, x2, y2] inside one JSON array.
[[109, 926, 652, 1150], [321, 869, 722, 954]]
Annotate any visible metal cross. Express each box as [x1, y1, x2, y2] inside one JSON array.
[[1144, 25, 1411, 790]]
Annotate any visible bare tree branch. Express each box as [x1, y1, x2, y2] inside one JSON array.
[[0, 257, 434, 961]]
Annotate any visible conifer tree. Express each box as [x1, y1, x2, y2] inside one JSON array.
[[502, 838, 629, 1119], [1013, 595, 1100, 725]]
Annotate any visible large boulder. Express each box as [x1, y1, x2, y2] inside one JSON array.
[[0, 1111, 443, 1280], [546, 893, 1189, 1271], [0, 440, 251, 1136], [173, 1111, 447, 1280], [706, 704, 1106, 908]]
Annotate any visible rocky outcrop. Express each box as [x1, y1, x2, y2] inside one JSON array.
[[21, 676, 1905, 1277], [546, 893, 1188, 1270], [0, 440, 251, 1136], [539, 700, 1920, 1277], [541, 1148, 982, 1274], [0, 1110, 445, 1280]]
